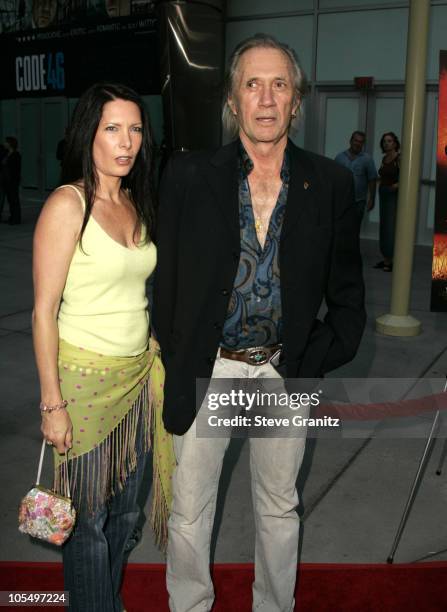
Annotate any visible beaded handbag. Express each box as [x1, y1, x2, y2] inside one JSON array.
[[18, 440, 76, 546]]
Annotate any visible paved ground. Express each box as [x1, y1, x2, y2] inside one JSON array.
[[1, 204, 446, 566]]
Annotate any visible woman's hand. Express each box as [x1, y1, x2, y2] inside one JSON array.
[[150, 335, 161, 354], [41, 409, 73, 454]]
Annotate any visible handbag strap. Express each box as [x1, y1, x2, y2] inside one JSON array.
[[36, 440, 72, 499]]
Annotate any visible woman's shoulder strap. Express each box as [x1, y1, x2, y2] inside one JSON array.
[[55, 184, 86, 211]]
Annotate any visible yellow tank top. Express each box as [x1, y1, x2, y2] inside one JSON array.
[[57, 185, 156, 356]]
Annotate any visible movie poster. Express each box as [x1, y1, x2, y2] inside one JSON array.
[[0, 0, 155, 33], [431, 50, 447, 311], [0, 0, 160, 97]]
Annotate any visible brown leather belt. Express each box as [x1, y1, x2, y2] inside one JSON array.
[[220, 344, 282, 366]]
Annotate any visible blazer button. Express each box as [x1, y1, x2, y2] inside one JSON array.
[[207, 356, 215, 365], [214, 322, 222, 330], [222, 289, 229, 296], [232, 251, 239, 261]]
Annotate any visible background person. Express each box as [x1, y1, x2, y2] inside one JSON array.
[[32, 82, 173, 612], [374, 131, 400, 272], [3, 136, 22, 225], [335, 130, 377, 224], [56, 128, 68, 167]]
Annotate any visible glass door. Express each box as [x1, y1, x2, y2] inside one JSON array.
[[18, 97, 69, 207]]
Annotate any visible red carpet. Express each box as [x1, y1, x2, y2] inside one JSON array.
[[1, 561, 446, 611]]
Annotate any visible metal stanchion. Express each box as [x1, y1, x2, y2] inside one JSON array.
[[387, 380, 447, 564], [435, 438, 447, 476]]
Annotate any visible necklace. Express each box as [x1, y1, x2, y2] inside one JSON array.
[[254, 216, 264, 232]]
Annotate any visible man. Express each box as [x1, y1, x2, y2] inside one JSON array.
[[3, 137, 21, 225], [154, 34, 365, 612], [335, 131, 377, 222], [56, 128, 68, 167]]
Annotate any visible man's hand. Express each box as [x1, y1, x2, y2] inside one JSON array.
[[367, 199, 375, 211], [41, 410, 73, 453]]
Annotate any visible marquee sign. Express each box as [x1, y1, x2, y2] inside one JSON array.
[[0, 2, 160, 98]]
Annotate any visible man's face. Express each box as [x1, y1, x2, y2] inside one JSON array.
[[350, 134, 365, 155], [105, 0, 131, 18], [228, 47, 299, 147], [32, 0, 57, 28]]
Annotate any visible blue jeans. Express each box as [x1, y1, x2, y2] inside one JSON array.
[[63, 411, 148, 612]]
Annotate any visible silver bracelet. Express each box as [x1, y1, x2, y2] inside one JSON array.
[[40, 399, 68, 413]]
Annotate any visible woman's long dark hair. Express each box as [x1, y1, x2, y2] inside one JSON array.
[[61, 82, 155, 246]]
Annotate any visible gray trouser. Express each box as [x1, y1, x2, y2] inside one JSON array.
[[356, 199, 367, 225], [166, 354, 308, 612]]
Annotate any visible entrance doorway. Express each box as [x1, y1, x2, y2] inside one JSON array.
[[18, 97, 69, 206]]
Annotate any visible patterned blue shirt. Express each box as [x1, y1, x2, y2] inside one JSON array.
[[221, 143, 289, 349]]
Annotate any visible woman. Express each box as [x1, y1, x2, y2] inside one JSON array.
[[374, 131, 400, 272], [32, 83, 174, 612]]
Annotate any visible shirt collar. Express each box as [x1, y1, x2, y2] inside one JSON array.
[[238, 140, 290, 181], [346, 149, 365, 159]]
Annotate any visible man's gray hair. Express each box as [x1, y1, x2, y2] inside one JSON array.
[[222, 33, 308, 138]]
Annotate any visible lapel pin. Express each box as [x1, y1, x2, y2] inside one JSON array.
[[304, 181, 310, 190]]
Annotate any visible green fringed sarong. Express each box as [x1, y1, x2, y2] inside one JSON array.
[[54, 337, 175, 549]]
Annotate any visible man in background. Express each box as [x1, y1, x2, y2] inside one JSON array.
[[3, 137, 21, 225], [335, 130, 377, 223]]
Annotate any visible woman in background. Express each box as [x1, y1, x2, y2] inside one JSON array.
[[374, 131, 400, 272], [32, 82, 173, 611]]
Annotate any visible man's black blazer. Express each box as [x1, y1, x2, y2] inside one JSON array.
[[153, 139, 366, 435]]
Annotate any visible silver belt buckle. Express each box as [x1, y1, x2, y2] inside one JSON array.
[[247, 347, 268, 365]]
